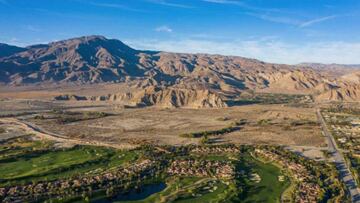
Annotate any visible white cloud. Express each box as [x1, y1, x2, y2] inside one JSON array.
[[126, 38, 360, 64], [9, 37, 19, 43], [203, 0, 243, 5], [3, 37, 25, 47], [89, 2, 143, 12], [24, 25, 41, 32], [247, 12, 339, 28], [246, 12, 301, 26], [202, 0, 282, 13], [299, 15, 338, 28], [155, 26, 173, 33], [203, 0, 340, 28], [146, 0, 193, 8]]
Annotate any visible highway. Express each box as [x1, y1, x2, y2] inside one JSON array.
[[317, 109, 360, 202]]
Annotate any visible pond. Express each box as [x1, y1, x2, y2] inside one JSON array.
[[114, 182, 166, 201], [94, 182, 167, 203]]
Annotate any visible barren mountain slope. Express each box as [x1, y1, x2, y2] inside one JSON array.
[[297, 63, 360, 78], [1, 35, 360, 104], [340, 71, 360, 84], [316, 83, 360, 102]]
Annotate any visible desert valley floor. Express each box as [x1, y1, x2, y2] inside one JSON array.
[[0, 85, 359, 202], [0, 85, 324, 149]]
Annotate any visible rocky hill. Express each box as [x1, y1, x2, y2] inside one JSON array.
[[316, 83, 360, 102], [1, 35, 360, 105], [296, 63, 360, 78], [340, 71, 360, 84], [54, 87, 227, 108]]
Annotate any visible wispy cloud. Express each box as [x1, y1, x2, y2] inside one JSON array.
[[146, 0, 193, 8], [155, 25, 173, 33], [89, 2, 143, 12], [205, 0, 343, 29], [203, 0, 244, 6], [2, 37, 26, 47], [247, 12, 339, 28], [203, 0, 340, 29], [126, 38, 360, 64], [246, 12, 301, 26], [299, 15, 338, 28], [9, 37, 20, 44], [202, 0, 282, 13], [23, 25, 41, 32]]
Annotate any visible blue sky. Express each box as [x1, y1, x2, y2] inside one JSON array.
[[1, 0, 360, 64]]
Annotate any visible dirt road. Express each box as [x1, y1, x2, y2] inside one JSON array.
[[0, 117, 134, 149]]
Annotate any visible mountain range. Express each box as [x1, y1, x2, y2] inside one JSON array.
[[1, 35, 360, 107]]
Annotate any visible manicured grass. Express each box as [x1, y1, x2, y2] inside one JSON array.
[[1, 147, 98, 178], [238, 154, 290, 203], [0, 139, 53, 164], [173, 181, 230, 203], [0, 138, 139, 186]]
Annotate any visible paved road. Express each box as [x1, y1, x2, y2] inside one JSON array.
[[317, 109, 360, 202]]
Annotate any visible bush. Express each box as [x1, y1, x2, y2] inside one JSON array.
[[55, 111, 109, 124], [83, 111, 108, 118], [290, 119, 318, 126], [200, 136, 209, 145], [179, 119, 245, 139], [216, 117, 230, 121], [34, 115, 45, 120], [282, 125, 291, 131], [257, 119, 270, 125]]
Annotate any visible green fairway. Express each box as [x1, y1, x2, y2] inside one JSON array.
[[0, 137, 139, 186], [238, 154, 290, 203], [173, 181, 230, 203]]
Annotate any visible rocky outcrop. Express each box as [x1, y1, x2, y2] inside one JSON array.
[[130, 87, 227, 108], [260, 70, 321, 93], [53, 86, 227, 108], [316, 83, 360, 102], [340, 71, 360, 84]]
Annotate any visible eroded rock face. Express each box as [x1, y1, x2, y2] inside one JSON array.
[[54, 86, 227, 108], [131, 87, 228, 108], [340, 71, 360, 84], [316, 83, 360, 102]]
